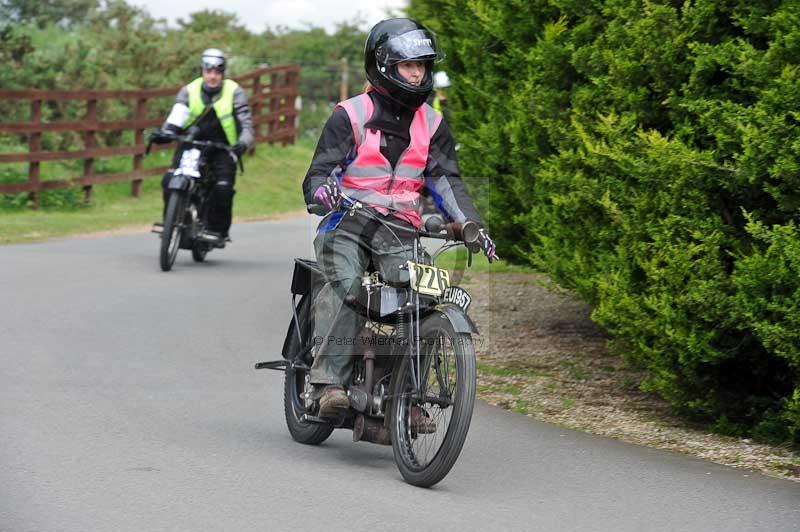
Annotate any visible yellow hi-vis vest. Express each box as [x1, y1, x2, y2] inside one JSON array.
[[186, 78, 239, 146]]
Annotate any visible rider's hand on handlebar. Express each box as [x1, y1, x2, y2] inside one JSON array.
[[477, 228, 499, 263], [148, 129, 173, 145], [313, 178, 342, 212]]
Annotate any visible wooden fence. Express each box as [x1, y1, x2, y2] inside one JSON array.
[[0, 64, 299, 208]]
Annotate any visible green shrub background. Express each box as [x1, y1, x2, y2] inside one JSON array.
[[0, 1, 367, 141], [409, 0, 800, 443], [0, 1, 367, 209]]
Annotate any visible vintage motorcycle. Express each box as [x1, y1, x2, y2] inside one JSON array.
[[256, 196, 481, 487], [146, 132, 243, 272]]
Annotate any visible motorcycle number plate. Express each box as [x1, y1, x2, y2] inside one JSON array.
[[407, 261, 450, 297], [443, 286, 472, 313], [175, 148, 201, 177]]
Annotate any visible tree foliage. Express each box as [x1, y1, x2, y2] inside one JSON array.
[[409, 0, 800, 443], [0, 1, 367, 135]]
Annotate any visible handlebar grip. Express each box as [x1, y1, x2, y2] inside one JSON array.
[[307, 204, 329, 216], [447, 220, 480, 244]]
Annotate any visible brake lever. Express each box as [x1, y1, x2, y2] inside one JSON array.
[[340, 195, 362, 216]]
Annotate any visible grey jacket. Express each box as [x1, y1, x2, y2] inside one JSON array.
[[165, 82, 254, 147]]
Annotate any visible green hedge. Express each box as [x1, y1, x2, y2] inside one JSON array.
[[409, 0, 800, 443]]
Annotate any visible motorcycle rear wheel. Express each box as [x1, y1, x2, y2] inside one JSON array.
[[191, 242, 209, 262], [160, 192, 184, 272], [390, 317, 476, 487], [284, 361, 334, 445]]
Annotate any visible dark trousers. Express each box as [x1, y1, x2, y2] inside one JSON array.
[[309, 218, 415, 386], [161, 147, 237, 235]]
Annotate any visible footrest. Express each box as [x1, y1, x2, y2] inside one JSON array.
[[198, 230, 223, 245], [301, 413, 344, 425], [151, 223, 163, 234], [254, 359, 288, 371]]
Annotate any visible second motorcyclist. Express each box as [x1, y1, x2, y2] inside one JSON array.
[[150, 48, 254, 243]]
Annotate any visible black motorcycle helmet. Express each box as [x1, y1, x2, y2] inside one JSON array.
[[364, 18, 443, 109]]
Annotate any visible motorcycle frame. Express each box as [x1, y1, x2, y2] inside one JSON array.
[[164, 148, 220, 245], [279, 208, 479, 420]]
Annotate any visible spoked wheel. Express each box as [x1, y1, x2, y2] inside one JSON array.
[[160, 192, 184, 272], [191, 242, 209, 262], [283, 358, 334, 445], [390, 317, 476, 487]]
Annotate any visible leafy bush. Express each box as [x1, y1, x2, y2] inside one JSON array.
[[409, 0, 800, 444]]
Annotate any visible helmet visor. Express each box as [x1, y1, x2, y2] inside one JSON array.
[[377, 29, 442, 65], [201, 56, 225, 71]]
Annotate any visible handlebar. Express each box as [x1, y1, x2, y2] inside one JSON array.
[[145, 130, 244, 173], [420, 220, 482, 253], [306, 201, 481, 252], [306, 203, 329, 217]]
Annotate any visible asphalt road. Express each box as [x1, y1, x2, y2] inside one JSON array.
[[1, 216, 798, 532]]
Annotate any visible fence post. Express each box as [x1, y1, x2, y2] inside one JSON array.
[[82, 99, 97, 204], [286, 67, 300, 145], [29, 99, 42, 209], [270, 73, 277, 141], [249, 74, 262, 155], [132, 97, 147, 198]]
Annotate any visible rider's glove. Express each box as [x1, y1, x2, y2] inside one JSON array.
[[477, 228, 499, 263], [313, 178, 341, 212], [148, 129, 173, 145], [232, 142, 247, 158]]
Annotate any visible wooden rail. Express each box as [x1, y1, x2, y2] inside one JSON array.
[[0, 64, 300, 208]]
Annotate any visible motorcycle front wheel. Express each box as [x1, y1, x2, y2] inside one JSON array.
[[389, 316, 476, 487], [160, 192, 184, 272]]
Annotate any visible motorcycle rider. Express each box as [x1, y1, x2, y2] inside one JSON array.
[[150, 48, 254, 243], [302, 18, 498, 417]]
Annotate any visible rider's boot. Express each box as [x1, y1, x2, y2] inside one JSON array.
[[317, 385, 350, 417], [410, 406, 437, 434]]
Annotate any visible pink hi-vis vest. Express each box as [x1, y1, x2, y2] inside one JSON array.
[[337, 93, 442, 228]]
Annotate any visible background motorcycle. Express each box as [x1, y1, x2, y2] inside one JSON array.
[[146, 132, 243, 272]]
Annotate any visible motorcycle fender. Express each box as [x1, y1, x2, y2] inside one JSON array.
[[167, 175, 190, 191], [423, 303, 479, 334]]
